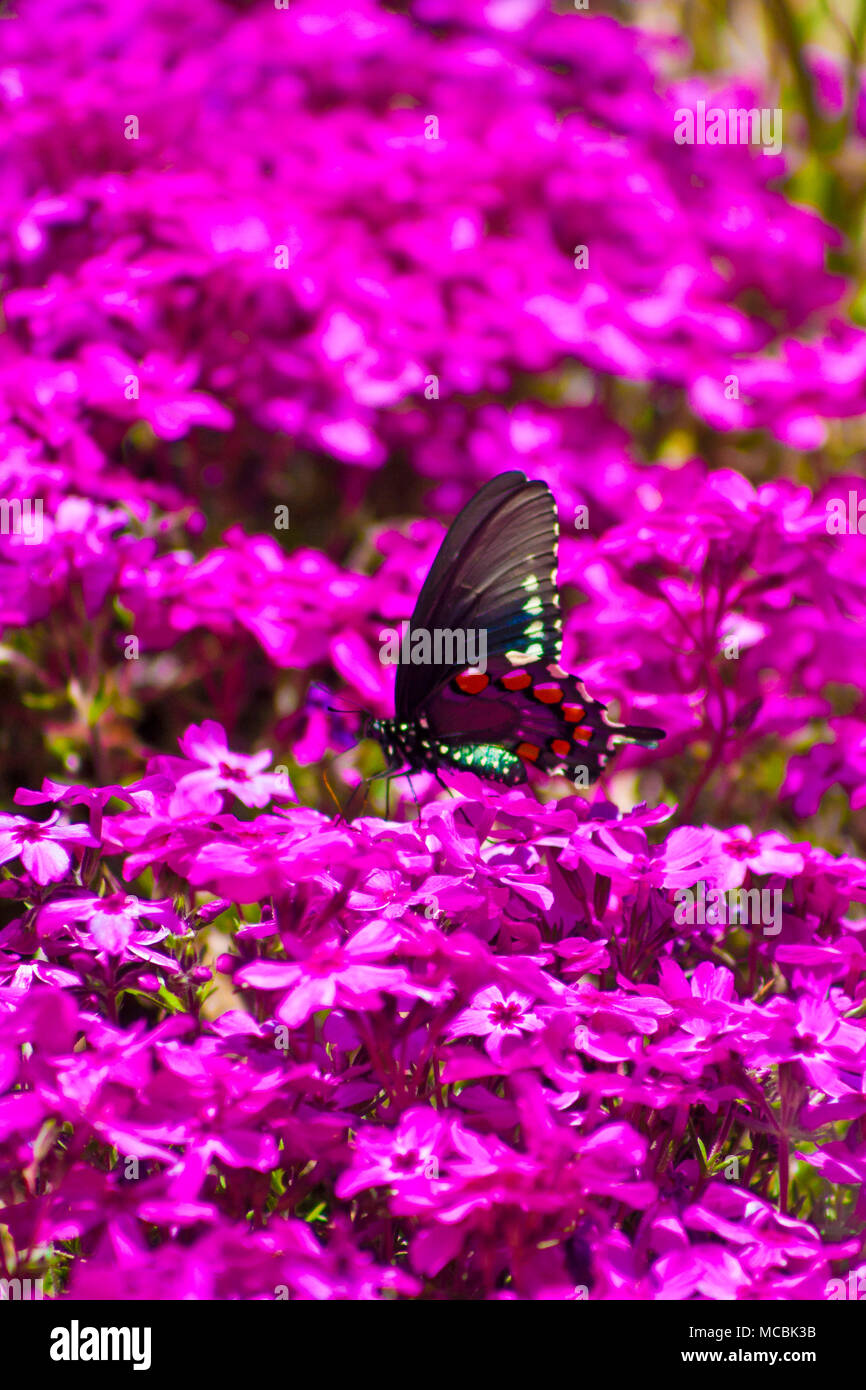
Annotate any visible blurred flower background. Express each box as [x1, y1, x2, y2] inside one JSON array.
[[2, 0, 866, 1301]]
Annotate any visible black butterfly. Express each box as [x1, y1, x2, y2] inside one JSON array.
[[366, 471, 664, 789]]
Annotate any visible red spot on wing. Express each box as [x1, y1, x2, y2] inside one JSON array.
[[563, 703, 586, 722], [533, 683, 563, 704], [572, 726, 594, 745], [501, 671, 531, 691], [551, 739, 571, 758], [516, 741, 540, 762], [455, 670, 489, 695]]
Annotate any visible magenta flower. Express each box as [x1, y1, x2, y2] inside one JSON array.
[[447, 985, 544, 1060], [714, 825, 807, 886], [157, 721, 295, 813], [0, 811, 98, 884], [37, 892, 183, 956], [235, 920, 413, 1027], [336, 1107, 453, 1200]]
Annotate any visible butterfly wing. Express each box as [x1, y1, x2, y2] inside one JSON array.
[[395, 472, 561, 720], [427, 663, 665, 785]]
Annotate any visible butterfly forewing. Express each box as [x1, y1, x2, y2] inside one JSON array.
[[395, 476, 561, 721]]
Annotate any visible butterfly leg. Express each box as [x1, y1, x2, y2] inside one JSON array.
[[405, 771, 422, 822], [434, 770, 464, 812], [343, 778, 370, 822], [363, 767, 393, 819], [355, 767, 396, 820], [433, 768, 460, 812], [433, 770, 475, 830], [322, 745, 369, 822]]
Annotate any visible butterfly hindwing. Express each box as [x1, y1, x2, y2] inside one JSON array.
[[427, 662, 664, 785]]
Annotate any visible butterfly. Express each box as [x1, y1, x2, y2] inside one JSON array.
[[366, 471, 664, 790]]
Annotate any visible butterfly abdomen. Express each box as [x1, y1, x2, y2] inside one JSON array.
[[370, 717, 527, 785]]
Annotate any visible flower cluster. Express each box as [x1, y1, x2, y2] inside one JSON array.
[[2, 738, 866, 1299], [1, 0, 864, 497]]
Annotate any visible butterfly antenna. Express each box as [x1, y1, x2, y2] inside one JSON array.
[[309, 680, 367, 718]]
